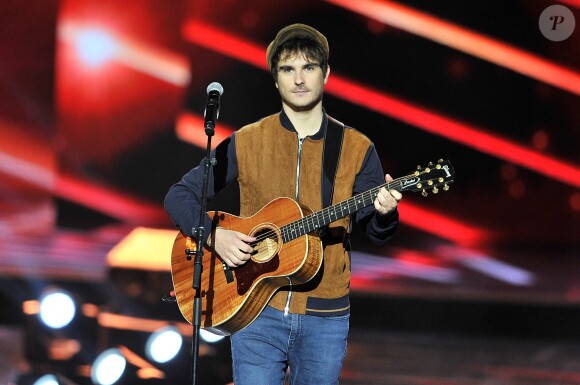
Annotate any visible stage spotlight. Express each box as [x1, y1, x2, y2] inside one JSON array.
[[91, 346, 164, 385], [22, 286, 100, 381], [39, 288, 76, 329], [76, 29, 116, 67], [145, 326, 183, 364], [32, 374, 59, 385], [200, 329, 226, 344], [16, 373, 79, 385], [91, 348, 126, 385]]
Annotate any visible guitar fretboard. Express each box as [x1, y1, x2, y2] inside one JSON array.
[[279, 178, 405, 243]]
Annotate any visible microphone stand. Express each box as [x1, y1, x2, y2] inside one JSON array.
[[189, 119, 216, 385]]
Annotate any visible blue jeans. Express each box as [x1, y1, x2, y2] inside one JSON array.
[[231, 305, 349, 385]]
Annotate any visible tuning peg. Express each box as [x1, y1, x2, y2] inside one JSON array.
[[428, 161, 434, 167], [443, 184, 450, 191], [438, 159, 444, 163], [422, 189, 428, 197], [432, 186, 439, 194], [414, 165, 422, 176]]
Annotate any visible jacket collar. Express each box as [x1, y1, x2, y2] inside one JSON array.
[[279, 109, 327, 140]]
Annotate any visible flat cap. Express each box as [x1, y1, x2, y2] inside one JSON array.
[[266, 23, 329, 71]]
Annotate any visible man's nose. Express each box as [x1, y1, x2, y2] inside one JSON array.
[[294, 71, 305, 85]]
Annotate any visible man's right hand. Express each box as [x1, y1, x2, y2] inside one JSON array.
[[211, 228, 256, 268]]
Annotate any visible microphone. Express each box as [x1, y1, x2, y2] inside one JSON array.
[[204, 82, 223, 135]]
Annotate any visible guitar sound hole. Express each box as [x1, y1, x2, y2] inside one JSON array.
[[248, 223, 282, 263]]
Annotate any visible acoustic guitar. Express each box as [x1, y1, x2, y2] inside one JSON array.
[[171, 159, 454, 335]]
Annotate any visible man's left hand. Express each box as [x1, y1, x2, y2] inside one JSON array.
[[374, 174, 402, 216]]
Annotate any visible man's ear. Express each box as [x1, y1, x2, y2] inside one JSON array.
[[324, 65, 331, 84]]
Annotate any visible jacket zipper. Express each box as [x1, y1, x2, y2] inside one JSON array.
[[295, 137, 305, 201], [285, 136, 305, 316]]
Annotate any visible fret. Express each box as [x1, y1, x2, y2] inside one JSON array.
[[329, 209, 337, 220], [303, 218, 310, 233], [299, 220, 307, 235]]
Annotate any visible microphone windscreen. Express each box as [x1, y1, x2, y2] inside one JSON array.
[[207, 82, 224, 95]]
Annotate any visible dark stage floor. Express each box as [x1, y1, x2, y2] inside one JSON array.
[[3, 318, 580, 385]]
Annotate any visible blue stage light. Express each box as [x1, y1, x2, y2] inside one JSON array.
[[38, 289, 76, 329]]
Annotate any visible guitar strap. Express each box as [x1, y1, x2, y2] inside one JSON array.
[[322, 116, 345, 209]]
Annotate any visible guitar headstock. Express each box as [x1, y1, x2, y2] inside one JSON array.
[[399, 159, 455, 196]]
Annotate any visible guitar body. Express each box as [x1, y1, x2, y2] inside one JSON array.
[[170, 197, 323, 336]]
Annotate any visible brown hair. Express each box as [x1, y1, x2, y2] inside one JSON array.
[[270, 36, 329, 80]]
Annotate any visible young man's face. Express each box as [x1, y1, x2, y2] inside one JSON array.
[[275, 52, 329, 112]]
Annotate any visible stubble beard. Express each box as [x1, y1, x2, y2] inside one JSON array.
[[281, 89, 324, 113]]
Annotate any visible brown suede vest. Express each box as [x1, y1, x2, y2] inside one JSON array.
[[235, 113, 373, 315]]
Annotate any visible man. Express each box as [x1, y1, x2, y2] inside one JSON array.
[[164, 23, 401, 385]]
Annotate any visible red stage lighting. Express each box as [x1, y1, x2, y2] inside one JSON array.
[[75, 29, 116, 68]]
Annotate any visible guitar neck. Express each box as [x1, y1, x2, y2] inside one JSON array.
[[280, 178, 404, 243], [279, 160, 454, 243]]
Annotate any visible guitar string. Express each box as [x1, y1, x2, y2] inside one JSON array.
[[249, 186, 384, 246], [247, 177, 409, 246], [246, 167, 451, 246], [247, 164, 450, 246]]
